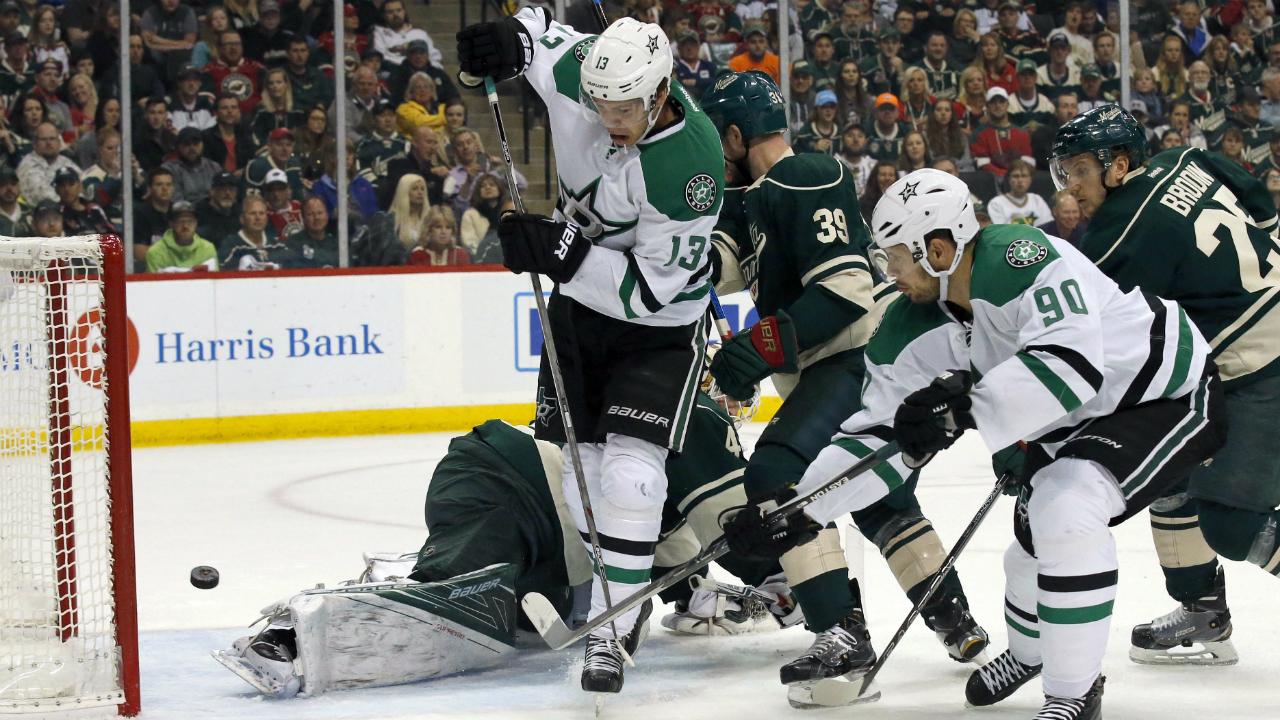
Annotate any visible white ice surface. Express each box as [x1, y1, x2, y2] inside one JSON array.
[[137, 428, 1279, 719]]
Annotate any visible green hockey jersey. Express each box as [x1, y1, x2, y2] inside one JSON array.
[[710, 151, 896, 395], [1081, 146, 1280, 387]]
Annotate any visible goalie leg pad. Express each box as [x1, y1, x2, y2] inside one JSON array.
[[291, 564, 518, 695]]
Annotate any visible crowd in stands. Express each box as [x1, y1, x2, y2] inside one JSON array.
[[1, 0, 523, 271], [661, 0, 1280, 237], [9, 0, 1280, 271]]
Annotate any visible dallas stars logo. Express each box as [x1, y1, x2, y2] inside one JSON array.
[[646, 34, 660, 54], [685, 174, 716, 212], [536, 387, 558, 427], [558, 176, 638, 239], [898, 181, 919, 202], [1006, 238, 1049, 267]]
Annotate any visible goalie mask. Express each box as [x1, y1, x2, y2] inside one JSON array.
[[579, 18, 673, 144], [869, 169, 979, 302]]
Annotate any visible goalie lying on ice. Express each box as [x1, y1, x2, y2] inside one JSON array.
[[212, 391, 797, 698]]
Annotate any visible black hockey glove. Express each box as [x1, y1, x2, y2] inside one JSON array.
[[709, 310, 799, 401], [721, 502, 821, 561], [456, 16, 534, 83], [498, 213, 591, 284], [894, 370, 976, 461]]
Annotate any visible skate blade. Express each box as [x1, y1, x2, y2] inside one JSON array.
[[593, 693, 608, 716], [787, 672, 881, 709], [211, 650, 298, 698], [1129, 639, 1239, 666]]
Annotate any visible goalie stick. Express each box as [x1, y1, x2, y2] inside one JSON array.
[[522, 442, 901, 650]]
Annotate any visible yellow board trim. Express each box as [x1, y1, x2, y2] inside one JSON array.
[[130, 396, 787, 448]]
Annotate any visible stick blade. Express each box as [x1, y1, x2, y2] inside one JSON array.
[[520, 592, 577, 649], [788, 672, 882, 709]]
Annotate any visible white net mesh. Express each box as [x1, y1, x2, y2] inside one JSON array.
[[0, 238, 125, 713]]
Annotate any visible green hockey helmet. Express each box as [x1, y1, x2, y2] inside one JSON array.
[[698, 70, 787, 142], [1050, 104, 1149, 191]]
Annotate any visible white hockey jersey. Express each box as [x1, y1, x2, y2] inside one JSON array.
[[797, 225, 1213, 525], [515, 8, 723, 326]]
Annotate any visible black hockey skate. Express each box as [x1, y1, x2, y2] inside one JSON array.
[[1033, 675, 1104, 720], [965, 649, 1042, 707], [581, 600, 653, 708], [781, 611, 880, 708], [1130, 569, 1236, 666], [922, 595, 990, 664]]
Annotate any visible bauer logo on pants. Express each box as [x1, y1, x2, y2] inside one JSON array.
[[607, 405, 670, 427], [685, 174, 717, 212]]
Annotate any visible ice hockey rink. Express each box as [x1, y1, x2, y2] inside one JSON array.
[[136, 427, 1279, 720]]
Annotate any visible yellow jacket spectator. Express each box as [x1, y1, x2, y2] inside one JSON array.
[[396, 72, 447, 136], [145, 201, 219, 272]]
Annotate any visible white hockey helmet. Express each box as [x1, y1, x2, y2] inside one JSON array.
[[579, 18, 673, 134], [869, 168, 979, 301]]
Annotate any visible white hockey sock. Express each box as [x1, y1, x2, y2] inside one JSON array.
[[1029, 459, 1125, 699], [1003, 541, 1042, 667], [563, 435, 667, 640]]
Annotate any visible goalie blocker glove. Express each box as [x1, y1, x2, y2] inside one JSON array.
[[456, 14, 536, 82], [894, 370, 976, 463], [709, 310, 799, 401], [498, 212, 590, 284]]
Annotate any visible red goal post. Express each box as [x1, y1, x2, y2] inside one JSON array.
[[0, 235, 139, 716]]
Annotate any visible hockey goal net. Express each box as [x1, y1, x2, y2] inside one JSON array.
[[0, 236, 138, 716]]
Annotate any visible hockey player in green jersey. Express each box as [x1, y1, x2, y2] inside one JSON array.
[[1052, 105, 1280, 666], [699, 71, 990, 709], [725, 168, 1227, 719], [214, 388, 791, 699]]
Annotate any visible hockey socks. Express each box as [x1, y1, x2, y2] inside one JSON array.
[[780, 528, 854, 632], [1149, 492, 1220, 602]]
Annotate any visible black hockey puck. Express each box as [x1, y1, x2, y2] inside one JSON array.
[[191, 566, 220, 589]]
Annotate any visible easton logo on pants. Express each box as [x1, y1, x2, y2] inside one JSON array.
[[607, 405, 671, 427]]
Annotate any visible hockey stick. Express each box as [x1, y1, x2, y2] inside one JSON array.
[[853, 472, 1011, 698], [479, 76, 628, 651], [522, 441, 901, 649]]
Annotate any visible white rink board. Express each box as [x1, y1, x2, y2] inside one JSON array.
[[124, 271, 768, 423]]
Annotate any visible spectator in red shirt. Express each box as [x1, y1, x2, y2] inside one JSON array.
[[407, 206, 470, 266], [318, 4, 368, 77], [201, 29, 264, 115], [969, 86, 1034, 176], [262, 168, 302, 239]]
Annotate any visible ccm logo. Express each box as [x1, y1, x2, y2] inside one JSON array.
[[448, 578, 502, 599], [607, 405, 671, 427]]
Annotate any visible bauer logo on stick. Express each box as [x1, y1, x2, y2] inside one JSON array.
[[686, 174, 717, 212], [1005, 239, 1048, 268]]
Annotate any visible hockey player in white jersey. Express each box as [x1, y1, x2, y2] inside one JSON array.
[[456, 9, 724, 698], [722, 169, 1228, 719]]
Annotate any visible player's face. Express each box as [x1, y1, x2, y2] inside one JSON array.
[[1055, 152, 1106, 217], [590, 95, 656, 146], [880, 243, 940, 303]]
